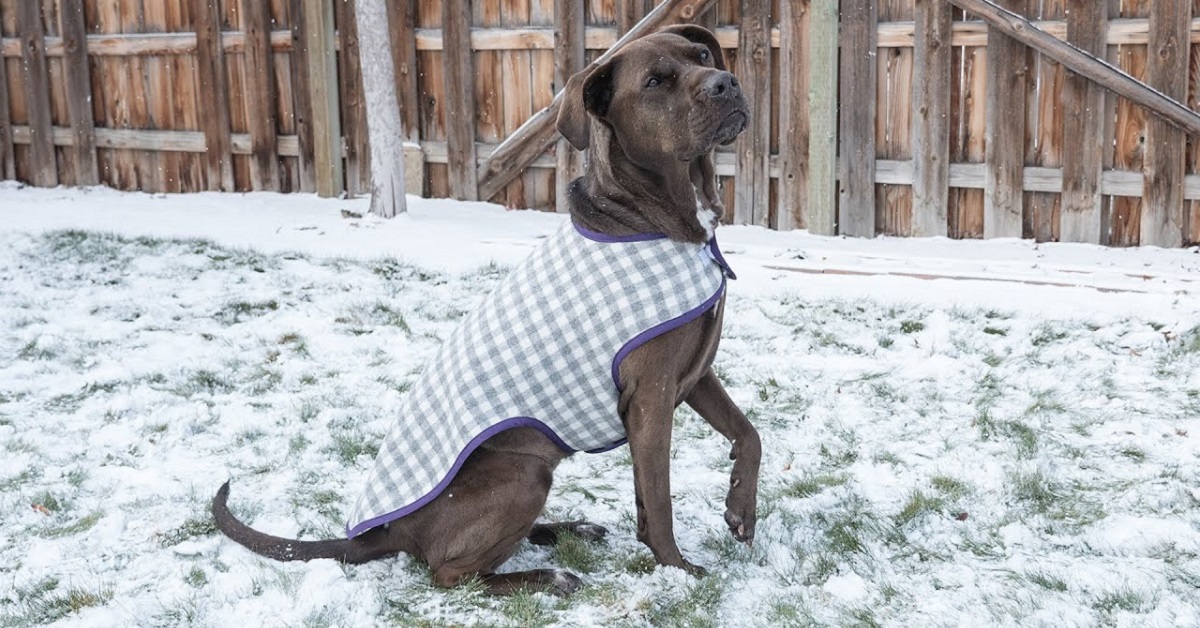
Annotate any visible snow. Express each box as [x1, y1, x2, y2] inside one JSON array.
[[1, 181, 1198, 627]]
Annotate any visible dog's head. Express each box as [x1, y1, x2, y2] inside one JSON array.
[[556, 25, 749, 168]]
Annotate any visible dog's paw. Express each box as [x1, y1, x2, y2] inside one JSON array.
[[681, 560, 708, 578], [570, 522, 608, 543], [549, 570, 582, 596], [724, 505, 756, 547]]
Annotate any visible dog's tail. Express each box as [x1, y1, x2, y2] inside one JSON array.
[[211, 481, 389, 564]]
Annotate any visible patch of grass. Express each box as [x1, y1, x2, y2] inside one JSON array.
[[646, 575, 722, 628], [29, 490, 69, 514], [930, 475, 970, 500], [172, 369, 235, 397], [1093, 587, 1151, 614], [41, 510, 104, 539], [214, 300, 280, 325], [1010, 470, 1058, 515], [369, 302, 412, 331], [900, 320, 925, 334], [45, 380, 122, 412], [779, 472, 850, 499], [184, 566, 208, 588], [894, 490, 948, 528], [1119, 447, 1147, 462], [768, 598, 815, 626], [1, 576, 113, 627], [158, 516, 218, 548], [617, 552, 657, 575], [1, 469, 38, 491], [17, 339, 58, 361], [552, 531, 603, 574], [289, 434, 310, 454], [499, 590, 555, 627], [842, 606, 882, 628], [815, 495, 883, 556], [327, 428, 380, 466], [371, 257, 442, 283], [1026, 570, 1068, 592], [983, 326, 1007, 336], [1031, 324, 1070, 347]]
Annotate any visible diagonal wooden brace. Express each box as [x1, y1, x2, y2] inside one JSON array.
[[943, 0, 1200, 138], [476, 0, 718, 202]]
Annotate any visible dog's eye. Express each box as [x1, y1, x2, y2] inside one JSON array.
[[699, 49, 711, 62], [645, 76, 661, 89]]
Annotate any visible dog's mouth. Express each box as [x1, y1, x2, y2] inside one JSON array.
[[715, 110, 748, 146]]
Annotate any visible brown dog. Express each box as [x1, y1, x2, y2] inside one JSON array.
[[212, 24, 760, 596]]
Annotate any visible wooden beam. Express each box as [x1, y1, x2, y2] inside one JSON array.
[[0, 26, 15, 181], [243, 0, 281, 191], [775, 0, 808, 231], [304, 0, 344, 197], [60, 0, 98, 185], [442, 0, 479, 201], [807, 0, 838, 236], [911, 0, 952, 237], [193, 0, 234, 191], [476, 0, 718, 203], [1140, 0, 1191, 248], [1059, 0, 1106, 244], [387, 0, 421, 141], [289, 0, 317, 192], [336, 0, 371, 195], [942, 0, 1200, 138], [983, 0, 1026, 239], [554, 0, 586, 214], [735, 0, 771, 227], [838, 0, 877, 237], [18, 0, 57, 187]]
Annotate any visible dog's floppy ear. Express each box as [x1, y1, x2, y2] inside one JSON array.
[[556, 61, 618, 151], [659, 24, 728, 72]]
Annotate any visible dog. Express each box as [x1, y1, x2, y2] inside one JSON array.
[[212, 24, 760, 597]]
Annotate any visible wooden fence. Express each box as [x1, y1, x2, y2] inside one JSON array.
[[1, 1, 1199, 247]]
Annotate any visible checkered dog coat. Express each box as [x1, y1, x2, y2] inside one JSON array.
[[345, 220, 736, 538]]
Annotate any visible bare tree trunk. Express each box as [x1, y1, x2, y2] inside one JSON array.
[[355, 0, 406, 217]]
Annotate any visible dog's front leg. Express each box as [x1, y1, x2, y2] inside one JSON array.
[[623, 383, 707, 576], [685, 367, 760, 546]]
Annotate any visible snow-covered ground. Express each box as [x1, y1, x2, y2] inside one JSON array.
[[1, 182, 1198, 627]]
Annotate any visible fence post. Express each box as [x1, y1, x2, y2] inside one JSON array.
[[838, 0, 877, 237], [911, 0, 951, 238], [554, 0, 586, 214], [775, 0, 808, 231], [193, 0, 234, 191], [734, 0, 771, 227], [983, 0, 1027, 239], [1060, 0, 1106, 244], [1141, 0, 1191, 248], [807, 0, 838, 236], [0, 31, 14, 182], [442, 0, 479, 201], [336, 0, 371, 196], [18, 0, 57, 188], [304, 0, 345, 198], [61, 0, 98, 186], [243, 0, 281, 191]]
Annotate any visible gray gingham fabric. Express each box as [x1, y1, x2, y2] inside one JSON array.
[[345, 220, 733, 538]]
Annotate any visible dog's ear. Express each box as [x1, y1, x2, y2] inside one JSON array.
[[659, 25, 728, 72], [556, 61, 618, 151]]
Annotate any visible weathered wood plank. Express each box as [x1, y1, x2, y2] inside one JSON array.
[[335, 0, 370, 194], [876, 0, 915, 237], [18, 0, 58, 187], [387, 0, 420, 141], [304, 0, 344, 197], [554, 0, 585, 213], [983, 0, 1025, 238], [735, 0, 770, 227], [1140, 0, 1191, 247], [243, 0, 281, 190], [193, 0, 234, 191], [838, 0, 877, 237], [288, 0, 316, 192], [911, 0, 951, 237], [617, 0, 652, 36], [775, 0, 808, 231], [1024, 0, 1064, 243], [476, 0, 718, 203], [806, 0, 837, 235], [59, 0, 97, 184], [0, 19, 14, 181], [1059, 0, 1106, 244], [442, 0, 478, 200]]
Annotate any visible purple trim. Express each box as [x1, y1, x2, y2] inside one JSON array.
[[610, 279, 727, 392], [345, 417, 575, 539], [708, 238, 737, 280], [572, 221, 667, 243]]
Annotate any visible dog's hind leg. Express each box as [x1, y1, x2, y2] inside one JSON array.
[[527, 521, 608, 546]]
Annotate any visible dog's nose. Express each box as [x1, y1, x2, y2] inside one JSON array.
[[703, 72, 740, 99]]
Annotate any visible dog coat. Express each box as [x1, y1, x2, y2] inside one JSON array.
[[345, 220, 736, 538]]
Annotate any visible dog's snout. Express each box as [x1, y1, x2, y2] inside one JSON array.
[[703, 72, 740, 99]]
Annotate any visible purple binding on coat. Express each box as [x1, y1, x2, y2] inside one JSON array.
[[346, 417, 577, 538]]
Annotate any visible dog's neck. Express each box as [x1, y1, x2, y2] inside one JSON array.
[[569, 136, 721, 244]]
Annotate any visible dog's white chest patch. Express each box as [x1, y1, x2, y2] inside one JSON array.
[[696, 203, 716, 241]]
